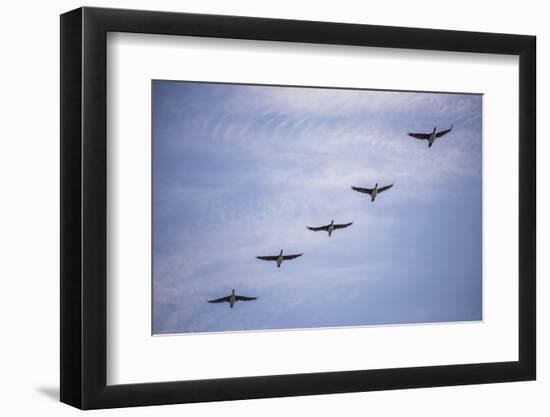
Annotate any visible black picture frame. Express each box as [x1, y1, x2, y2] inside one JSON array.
[[60, 6, 536, 410]]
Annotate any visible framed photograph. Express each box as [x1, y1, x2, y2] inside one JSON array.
[[60, 6, 536, 409]]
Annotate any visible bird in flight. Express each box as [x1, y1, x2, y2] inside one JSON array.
[[351, 183, 394, 202], [257, 249, 303, 268], [207, 289, 257, 309], [407, 125, 453, 147], [307, 220, 353, 237]]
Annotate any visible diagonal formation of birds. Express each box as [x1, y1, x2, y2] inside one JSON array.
[[207, 125, 454, 308]]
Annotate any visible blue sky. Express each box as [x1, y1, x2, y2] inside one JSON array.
[[152, 81, 482, 335]]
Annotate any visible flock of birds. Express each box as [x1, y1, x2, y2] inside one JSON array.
[[207, 124, 454, 308]]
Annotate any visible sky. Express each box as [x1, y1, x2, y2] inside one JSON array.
[[152, 80, 482, 335]]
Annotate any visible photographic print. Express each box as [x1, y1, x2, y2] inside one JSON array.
[[152, 80, 482, 335]]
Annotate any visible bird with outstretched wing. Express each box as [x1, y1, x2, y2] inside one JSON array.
[[307, 220, 353, 237], [407, 125, 453, 147], [207, 289, 257, 308], [256, 249, 303, 268], [351, 183, 394, 202]]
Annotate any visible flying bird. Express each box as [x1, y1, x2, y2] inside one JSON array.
[[207, 289, 257, 309], [307, 220, 353, 237], [407, 125, 453, 147], [257, 249, 303, 268], [351, 183, 394, 202]]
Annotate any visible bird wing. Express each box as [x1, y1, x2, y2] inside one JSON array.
[[333, 222, 353, 230], [256, 255, 279, 261], [306, 225, 330, 232], [282, 253, 303, 260], [235, 295, 257, 301], [407, 132, 431, 140], [435, 125, 453, 138], [351, 186, 373, 195], [377, 183, 394, 193], [207, 295, 230, 303]]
